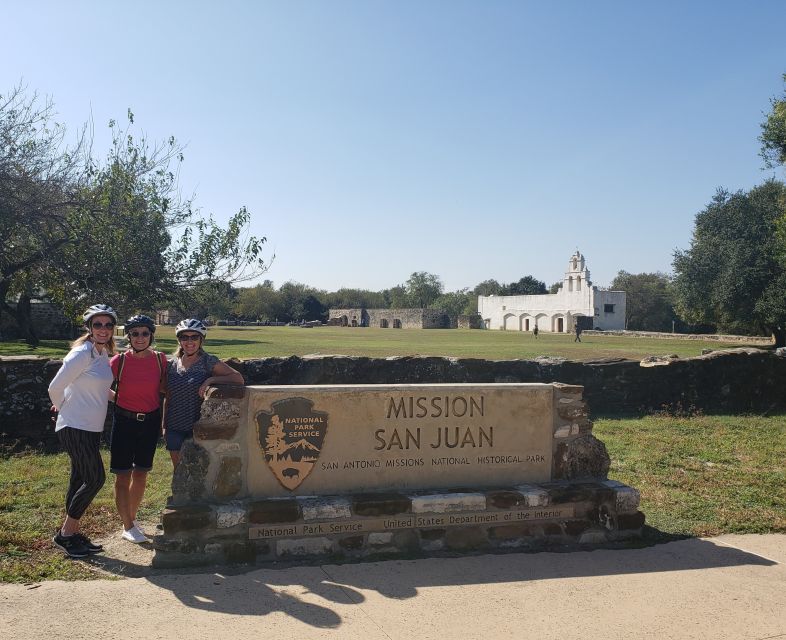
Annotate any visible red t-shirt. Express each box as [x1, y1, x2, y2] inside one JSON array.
[[110, 351, 166, 413]]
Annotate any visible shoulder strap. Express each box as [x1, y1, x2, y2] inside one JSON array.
[[156, 351, 167, 395], [114, 353, 127, 404]]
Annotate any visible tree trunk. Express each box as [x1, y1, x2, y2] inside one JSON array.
[[15, 293, 39, 347], [773, 327, 786, 348]]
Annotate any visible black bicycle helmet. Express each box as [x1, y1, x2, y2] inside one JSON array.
[[124, 314, 156, 334]]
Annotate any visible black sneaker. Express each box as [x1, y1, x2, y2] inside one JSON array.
[[52, 531, 90, 558], [73, 533, 103, 554]]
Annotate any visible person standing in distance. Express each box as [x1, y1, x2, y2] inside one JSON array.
[[164, 319, 244, 467], [48, 304, 117, 558], [109, 315, 167, 544]]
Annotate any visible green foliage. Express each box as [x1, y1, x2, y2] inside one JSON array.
[[672, 180, 786, 342], [234, 280, 283, 321], [276, 281, 326, 322], [501, 276, 547, 295], [404, 271, 443, 308], [429, 289, 471, 317], [760, 73, 786, 169], [0, 85, 91, 343], [0, 85, 269, 339], [611, 271, 676, 331], [472, 279, 504, 296], [323, 288, 388, 310], [548, 281, 562, 294], [472, 276, 547, 296], [386, 285, 409, 309]]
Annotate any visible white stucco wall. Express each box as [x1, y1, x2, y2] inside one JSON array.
[[477, 251, 626, 332]]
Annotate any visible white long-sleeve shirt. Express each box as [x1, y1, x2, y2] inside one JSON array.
[[48, 341, 114, 433]]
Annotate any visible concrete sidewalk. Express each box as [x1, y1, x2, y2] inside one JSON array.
[[1, 534, 784, 640]]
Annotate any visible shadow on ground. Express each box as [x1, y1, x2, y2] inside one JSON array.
[[81, 525, 778, 629]]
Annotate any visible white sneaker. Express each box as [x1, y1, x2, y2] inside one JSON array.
[[121, 525, 150, 544], [133, 520, 145, 535]]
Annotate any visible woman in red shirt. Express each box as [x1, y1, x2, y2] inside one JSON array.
[[109, 315, 166, 544]]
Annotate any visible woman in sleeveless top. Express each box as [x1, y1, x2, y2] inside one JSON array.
[[163, 319, 244, 467], [109, 315, 166, 544]]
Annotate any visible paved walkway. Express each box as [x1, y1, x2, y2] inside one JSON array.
[[1, 534, 784, 639]]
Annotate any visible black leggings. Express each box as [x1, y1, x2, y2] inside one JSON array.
[[57, 427, 106, 520]]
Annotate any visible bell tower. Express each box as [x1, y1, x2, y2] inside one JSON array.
[[564, 250, 591, 292]]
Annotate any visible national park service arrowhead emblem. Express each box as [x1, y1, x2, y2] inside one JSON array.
[[256, 397, 328, 490]]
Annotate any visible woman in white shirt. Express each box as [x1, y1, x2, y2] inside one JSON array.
[[48, 304, 117, 559]]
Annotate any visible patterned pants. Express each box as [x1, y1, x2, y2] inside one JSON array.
[[57, 427, 106, 520]]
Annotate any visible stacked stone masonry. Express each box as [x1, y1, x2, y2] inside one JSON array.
[[156, 482, 644, 568], [153, 383, 640, 567], [3, 348, 786, 448], [327, 308, 452, 329]]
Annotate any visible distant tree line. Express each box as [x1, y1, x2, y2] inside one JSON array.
[[208, 272, 552, 324], [4, 73, 786, 344]]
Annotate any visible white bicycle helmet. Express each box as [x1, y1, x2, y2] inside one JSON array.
[[83, 304, 118, 325], [175, 318, 207, 337]]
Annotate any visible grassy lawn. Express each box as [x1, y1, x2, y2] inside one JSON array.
[[595, 414, 786, 537], [0, 444, 172, 583], [0, 326, 770, 361], [1, 413, 783, 583]]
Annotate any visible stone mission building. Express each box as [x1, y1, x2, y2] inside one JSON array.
[[477, 251, 626, 333]]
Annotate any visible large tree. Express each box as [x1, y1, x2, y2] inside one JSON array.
[[235, 280, 284, 322], [760, 73, 786, 170], [672, 180, 786, 345], [429, 289, 472, 317], [472, 279, 504, 296], [610, 271, 675, 332], [501, 276, 547, 296], [0, 86, 91, 343], [403, 271, 443, 308], [0, 87, 269, 343], [323, 287, 388, 309]]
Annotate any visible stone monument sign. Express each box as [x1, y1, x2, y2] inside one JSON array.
[[247, 384, 555, 496], [155, 382, 644, 568]]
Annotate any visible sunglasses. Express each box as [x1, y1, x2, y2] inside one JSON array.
[[178, 334, 202, 342], [91, 322, 115, 330], [129, 331, 151, 338]]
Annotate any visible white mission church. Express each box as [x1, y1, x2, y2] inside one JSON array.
[[477, 251, 626, 333]]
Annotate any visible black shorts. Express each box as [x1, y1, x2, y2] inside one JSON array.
[[109, 409, 161, 473]]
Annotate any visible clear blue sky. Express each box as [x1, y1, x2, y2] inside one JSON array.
[[4, 1, 785, 291]]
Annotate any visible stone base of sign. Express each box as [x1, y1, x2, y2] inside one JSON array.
[[152, 480, 644, 568], [153, 382, 645, 568]]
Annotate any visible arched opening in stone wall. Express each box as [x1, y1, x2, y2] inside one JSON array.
[[340, 315, 348, 327], [380, 319, 389, 328], [524, 318, 530, 331], [393, 319, 402, 328], [576, 276, 581, 291], [568, 276, 573, 292], [503, 313, 516, 330], [556, 316, 564, 332], [351, 318, 358, 327]]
